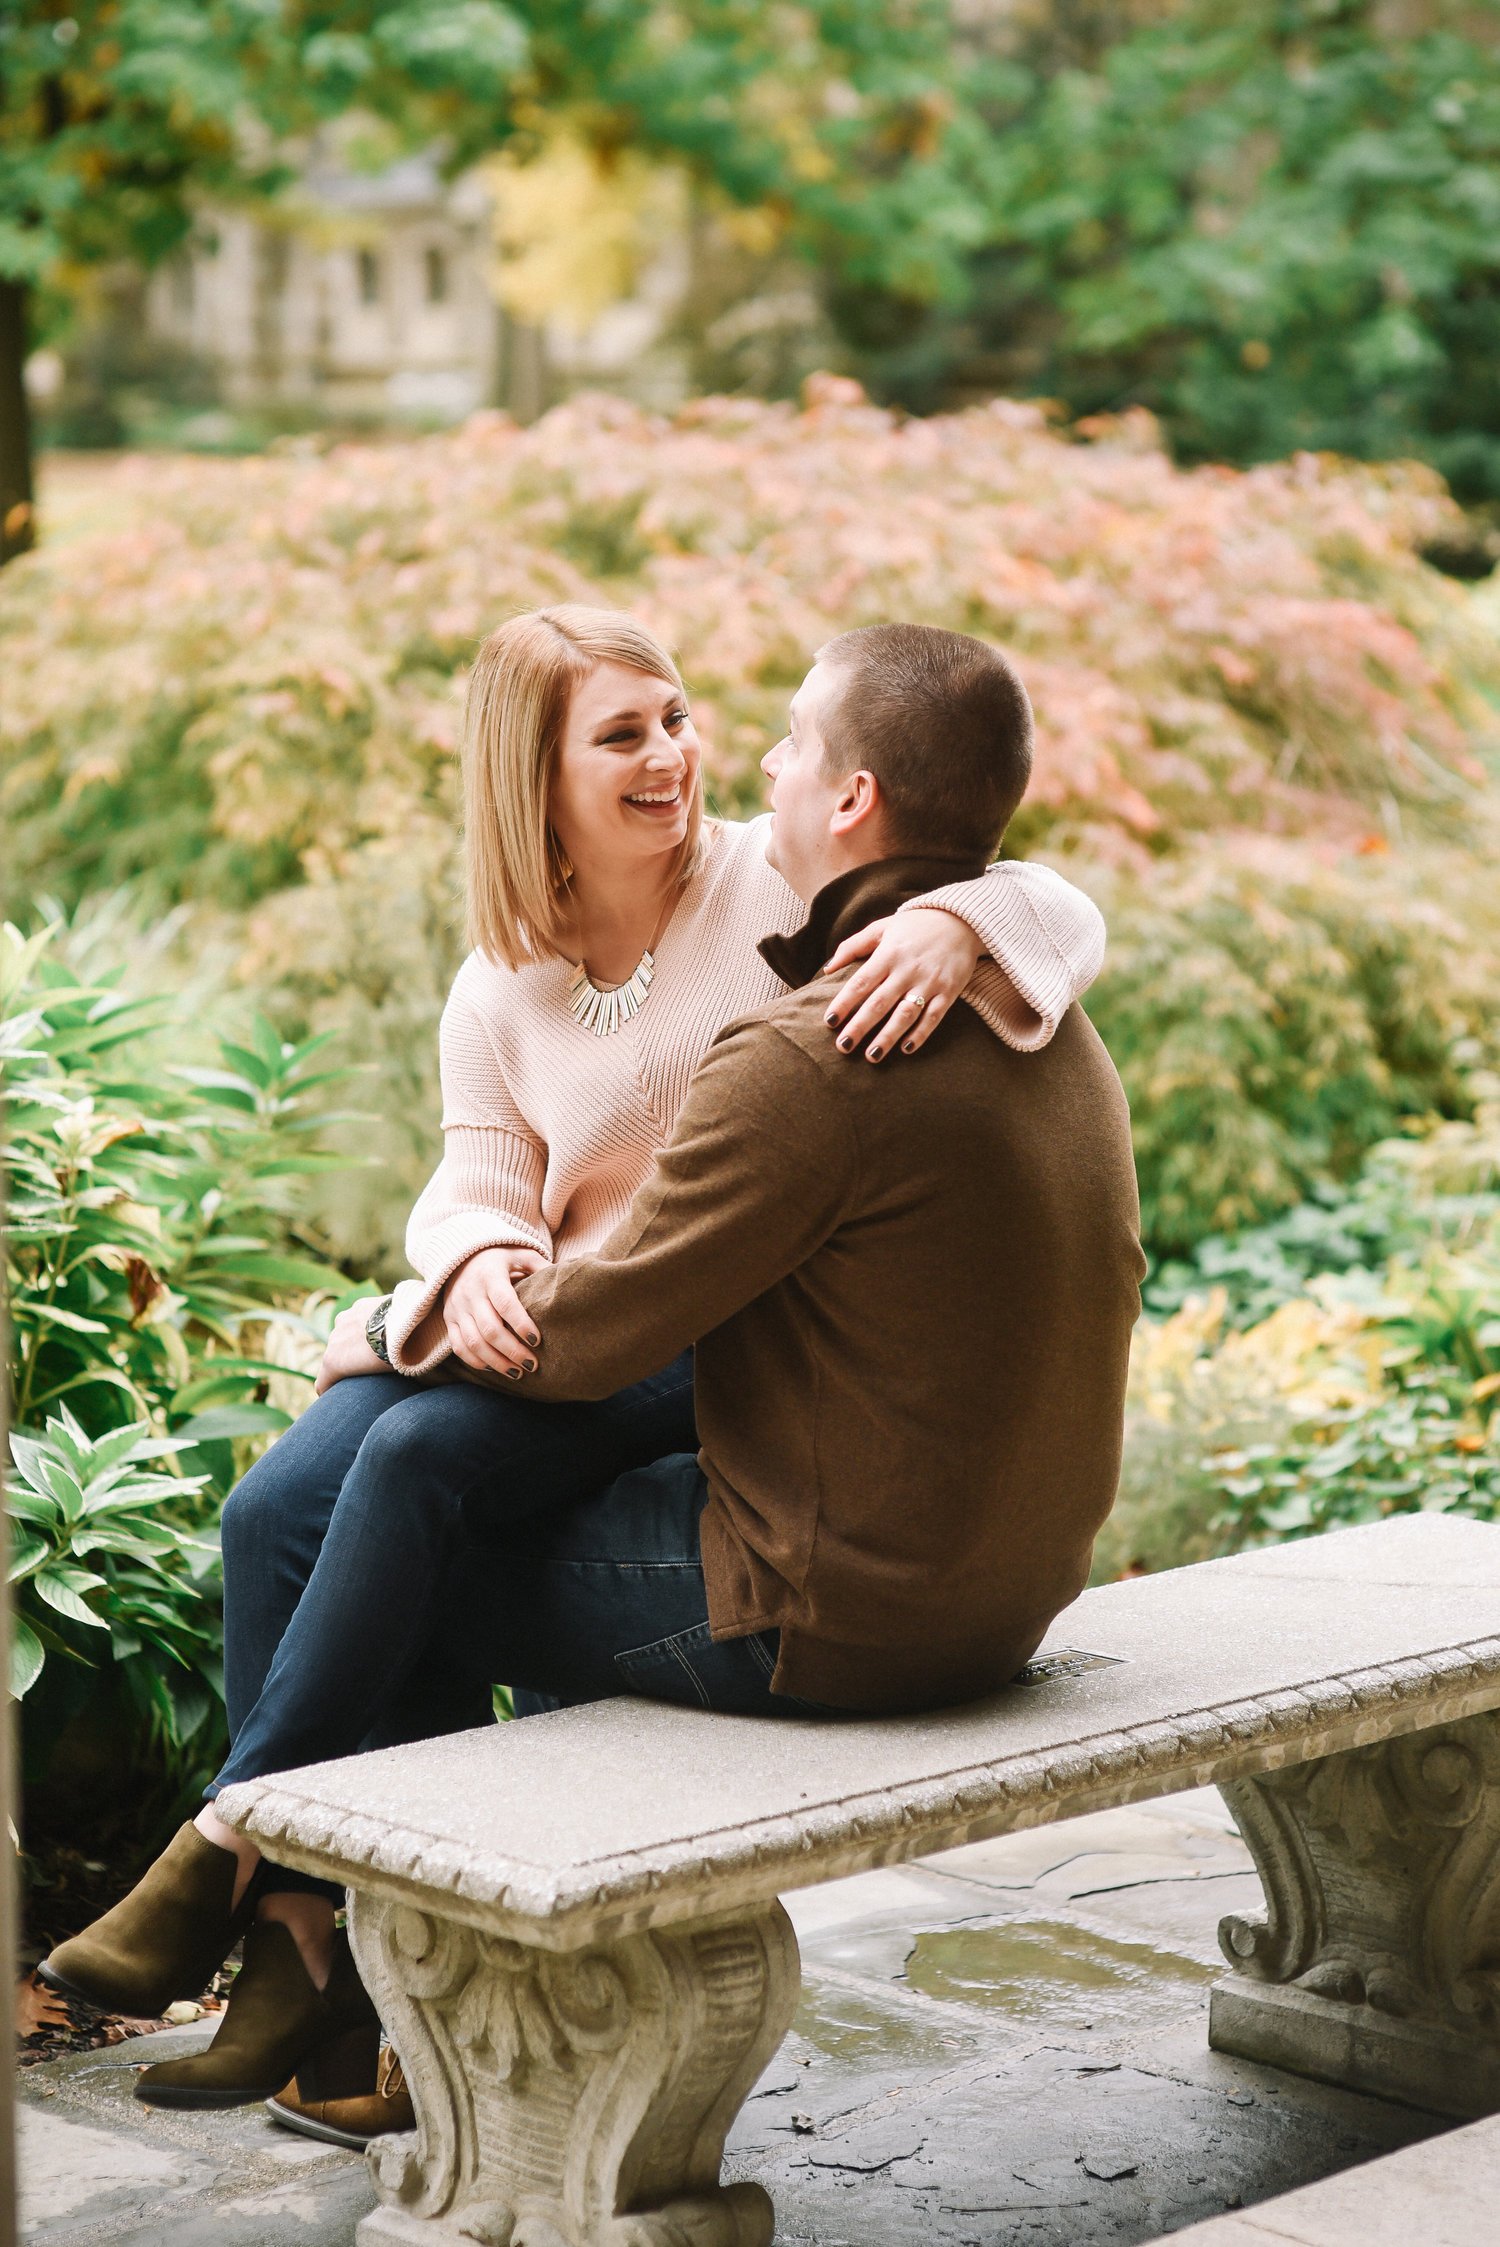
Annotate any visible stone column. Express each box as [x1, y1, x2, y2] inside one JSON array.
[[1212, 1709, 1500, 2116], [348, 1891, 801, 2247]]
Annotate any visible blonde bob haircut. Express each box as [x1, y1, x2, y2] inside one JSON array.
[[464, 605, 705, 970]]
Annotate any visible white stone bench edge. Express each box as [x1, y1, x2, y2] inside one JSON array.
[[216, 1632, 1500, 1952]]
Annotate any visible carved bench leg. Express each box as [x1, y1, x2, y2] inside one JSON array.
[[1212, 1708, 1500, 2116], [347, 1890, 801, 2247]]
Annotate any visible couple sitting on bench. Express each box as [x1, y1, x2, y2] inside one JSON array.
[[41, 607, 1144, 2143]]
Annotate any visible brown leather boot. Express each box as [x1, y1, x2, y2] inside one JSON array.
[[266, 2042, 414, 2149], [38, 1823, 254, 2019], [133, 1921, 377, 2109]]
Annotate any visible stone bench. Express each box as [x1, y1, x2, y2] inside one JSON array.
[[217, 1512, 1500, 2247]]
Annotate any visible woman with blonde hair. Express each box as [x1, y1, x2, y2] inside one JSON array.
[[42, 605, 1105, 2121]]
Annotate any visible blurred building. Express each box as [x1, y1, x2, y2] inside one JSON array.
[[137, 146, 832, 432], [146, 153, 501, 423]]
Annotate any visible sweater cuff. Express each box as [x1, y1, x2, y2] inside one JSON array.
[[898, 865, 1104, 1053], [386, 1216, 551, 1376]]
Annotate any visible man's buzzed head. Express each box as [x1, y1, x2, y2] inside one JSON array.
[[813, 623, 1034, 859]]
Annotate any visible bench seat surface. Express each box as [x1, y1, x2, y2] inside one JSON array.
[[219, 1514, 1500, 1946]]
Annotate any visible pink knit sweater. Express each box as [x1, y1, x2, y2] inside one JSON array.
[[386, 817, 1105, 1374]]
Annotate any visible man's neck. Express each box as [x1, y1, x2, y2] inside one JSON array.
[[759, 849, 988, 991]]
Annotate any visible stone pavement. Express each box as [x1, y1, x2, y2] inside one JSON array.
[[18, 1790, 1456, 2246]]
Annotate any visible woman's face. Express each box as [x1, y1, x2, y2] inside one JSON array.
[[548, 661, 701, 881]]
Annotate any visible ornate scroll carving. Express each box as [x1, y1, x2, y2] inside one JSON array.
[[1212, 1709, 1500, 2115], [349, 1893, 800, 2247]]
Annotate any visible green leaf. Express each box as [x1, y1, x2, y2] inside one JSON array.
[[171, 1404, 292, 1444], [193, 1251, 341, 1291], [10, 1620, 44, 1699], [23, 1304, 111, 1336], [7, 1529, 51, 1582], [34, 1572, 110, 1630]]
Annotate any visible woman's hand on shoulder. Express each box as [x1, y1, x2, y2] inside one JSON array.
[[821, 908, 982, 1063], [443, 1247, 547, 1380], [315, 1299, 387, 1395]]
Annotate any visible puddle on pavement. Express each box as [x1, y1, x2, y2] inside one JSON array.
[[903, 1916, 1215, 2032], [793, 1977, 978, 2067]]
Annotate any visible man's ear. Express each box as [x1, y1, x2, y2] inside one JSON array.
[[829, 768, 883, 840]]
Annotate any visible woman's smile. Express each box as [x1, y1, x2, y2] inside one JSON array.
[[622, 782, 684, 814]]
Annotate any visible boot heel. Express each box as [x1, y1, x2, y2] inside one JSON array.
[[294, 2020, 381, 2104]]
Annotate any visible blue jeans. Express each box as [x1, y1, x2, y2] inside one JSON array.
[[211, 1362, 824, 1891]]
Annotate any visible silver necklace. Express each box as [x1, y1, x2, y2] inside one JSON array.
[[568, 949, 655, 1037]]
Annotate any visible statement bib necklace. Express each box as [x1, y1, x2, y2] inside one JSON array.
[[567, 889, 673, 1038], [568, 949, 655, 1038]]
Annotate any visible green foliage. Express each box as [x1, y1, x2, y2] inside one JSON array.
[[955, 0, 1500, 498], [3, 917, 350, 1768], [1, 0, 979, 374], [0, 0, 526, 292], [7, 1411, 223, 1766], [1147, 1151, 1500, 1327], [1208, 1230, 1500, 1544], [1089, 856, 1495, 1258], [1102, 1102, 1500, 1580], [4, 919, 344, 1442]]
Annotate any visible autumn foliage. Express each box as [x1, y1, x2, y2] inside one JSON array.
[[5, 384, 1499, 1264]]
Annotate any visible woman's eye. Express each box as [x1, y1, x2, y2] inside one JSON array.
[[666, 708, 688, 730]]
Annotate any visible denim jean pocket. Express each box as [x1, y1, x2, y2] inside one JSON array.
[[614, 1622, 818, 1718]]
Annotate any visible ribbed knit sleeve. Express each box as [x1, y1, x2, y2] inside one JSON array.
[[901, 861, 1106, 1053], [384, 969, 552, 1377]]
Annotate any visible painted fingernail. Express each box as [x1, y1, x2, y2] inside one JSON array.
[[526, 1333, 540, 1347], [902, 1040, 917, 1053], [868, 1047, 883, 1061], [506, 1368, 522, 1381], [525, 1359, 537, 1372], [825, 1009, 839, 1024]]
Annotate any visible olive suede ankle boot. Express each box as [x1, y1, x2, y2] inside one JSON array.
[[38, 1823, 254, 2019], [134, 1921, 378, 2109]]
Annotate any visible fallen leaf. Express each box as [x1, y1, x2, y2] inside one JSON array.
[[15, 1974, 70, 2039]]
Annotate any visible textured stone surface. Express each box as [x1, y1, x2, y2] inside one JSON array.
[[1156, 2109, 1500, 2245], [16, 2021, 375, 2243], [219, 1517, 1500, 1950], [350, 1892, 799, 2246], [207, 1518, 1500, 2246], [16, 1793, 1457, 2247], [19, 2106, 194, 2227], [1211, 1705, 1500, 2115]]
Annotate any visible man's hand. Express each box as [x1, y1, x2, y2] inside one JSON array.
[[443, 1247, 547, 1379], [315, 1299, 386, 1395], [822, 907, 983, 1062]]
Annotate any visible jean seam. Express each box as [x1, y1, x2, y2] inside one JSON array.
[[667, 1637, 712, 1708], [615, 1624, 714, 1707]]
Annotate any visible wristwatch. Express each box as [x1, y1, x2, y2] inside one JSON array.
[[365, 1293, 395, 1366]]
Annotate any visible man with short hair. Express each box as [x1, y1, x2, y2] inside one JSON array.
[[495, 620, 1146, 1713]]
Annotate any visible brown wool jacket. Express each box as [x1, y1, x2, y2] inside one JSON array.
[[514, 854, 1146, 1714]]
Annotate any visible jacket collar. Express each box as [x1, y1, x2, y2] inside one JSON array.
[[759, 852, 987, 991]]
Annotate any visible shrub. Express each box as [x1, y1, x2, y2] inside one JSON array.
[[1146, 1091, 1500, 1322], [1104, 1105, 1500, 1579], [7, 400, 1499, 1267], [1092, 853, 1498, 1257], [8, 1415, 223, 1781], [3, 919, 350, 1781]]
